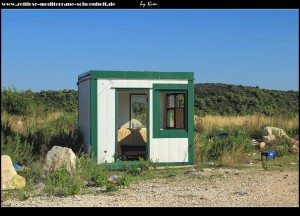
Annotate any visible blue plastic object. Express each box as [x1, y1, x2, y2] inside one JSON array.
[[13, 163, 21, 169], [261, 151, 276, 160]]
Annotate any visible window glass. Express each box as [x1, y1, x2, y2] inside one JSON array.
[[160, 92, 185, 129], [131, 95, 147, 128]]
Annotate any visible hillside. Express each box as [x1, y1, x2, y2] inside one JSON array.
[[1, 84, 299, 117], [194, 83, 299, 117]]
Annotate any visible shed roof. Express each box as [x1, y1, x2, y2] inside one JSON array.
[[78, 70, 194, 80]]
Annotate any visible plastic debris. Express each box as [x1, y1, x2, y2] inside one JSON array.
[[13, 163, 21, 169], [261, 151, 276, 160], [107, 175, 119, 184]]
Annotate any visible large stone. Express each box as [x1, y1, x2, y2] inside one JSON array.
[[10, 175, 26, 190], [262, 126, 287, 137], [262, 127, 288, 143], [1, 155, 17, 190], [262, 134, 276, 144], [43, 146, 76, 178]]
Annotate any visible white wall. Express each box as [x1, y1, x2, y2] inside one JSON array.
[[97, 80, 115, 163], [111, 79, 188, 88], [78, 79, 90, 152], [149, 89, 189, 163]]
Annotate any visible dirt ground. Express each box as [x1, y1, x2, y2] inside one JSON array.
[[2, 167, 299, 207]]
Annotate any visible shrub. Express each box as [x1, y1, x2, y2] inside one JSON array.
[[1, 132, 35, 166], [45, 168, 84, 196], [118, 175, 131, 188], [77, 154, 107, 186], [106, 184, 119, 192], [18, 161, 43, 184], [138, 157, 152, 171], [266, 137, 294, 157]]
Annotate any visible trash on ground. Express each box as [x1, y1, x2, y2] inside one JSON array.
[[107, 175, 119, 184], [233, 191, 248, 196], [13, 163, 21, 169], [261, 151, 276, 160]]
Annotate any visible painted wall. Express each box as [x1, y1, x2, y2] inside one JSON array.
[[78, 79, 90, 152], [149, 89, 189, 163], [97, 80, 115, 163]]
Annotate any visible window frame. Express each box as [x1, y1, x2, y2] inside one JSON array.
[[152, 84, 189, 138]]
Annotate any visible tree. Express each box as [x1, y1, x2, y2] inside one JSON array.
[[2, 86, 35, 115]]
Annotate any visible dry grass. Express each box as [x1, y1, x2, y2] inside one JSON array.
[[1, 111, 63, 134], [195, 114, 299, 133]]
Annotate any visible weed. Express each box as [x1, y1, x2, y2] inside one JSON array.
[[118, 175, 131, 188], [128, 167, 141, 176], [261, 158, 269, 171], [45, 168, 84, 196], [106, 184, 119, 192]]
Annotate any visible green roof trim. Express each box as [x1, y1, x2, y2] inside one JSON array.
[[78, 70, 194, 80]]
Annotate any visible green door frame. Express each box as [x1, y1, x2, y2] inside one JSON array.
[[115, 88, 150, 162]]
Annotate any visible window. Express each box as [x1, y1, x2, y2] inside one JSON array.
[[130, 94, 147, 128], [152, 83, 190, 138], [160, 92, 185, 130]]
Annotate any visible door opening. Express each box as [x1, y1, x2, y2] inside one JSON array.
[[116, 90, 148, 161]]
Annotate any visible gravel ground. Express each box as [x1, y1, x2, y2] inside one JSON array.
[[2, 168, 299, 207]]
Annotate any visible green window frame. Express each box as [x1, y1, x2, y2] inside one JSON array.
[[153, 84, 189, 138]]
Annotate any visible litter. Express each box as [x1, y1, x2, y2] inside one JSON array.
[[13, 163, 21, 169], [261, 151, 276, 160], [233, 191, 248, 196], [107, 175, 119, 184]]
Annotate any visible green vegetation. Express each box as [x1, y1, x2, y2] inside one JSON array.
[[194, 83, 298, 117], [0, 84, 298, 201]]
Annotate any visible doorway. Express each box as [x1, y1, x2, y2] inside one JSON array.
[[116, 90, 149, 161]]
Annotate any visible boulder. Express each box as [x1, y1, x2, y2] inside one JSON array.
[[43, 146, 76, 178], [1, 155, 17, 190], [262, 134, 276, 143], [10, 175, 26, 190], [262, 127, 288, 143]]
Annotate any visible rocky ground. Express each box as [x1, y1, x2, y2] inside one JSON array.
[[2, 167, 299, 207]]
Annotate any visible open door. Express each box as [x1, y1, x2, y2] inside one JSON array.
[[116, 90, 148, 161]]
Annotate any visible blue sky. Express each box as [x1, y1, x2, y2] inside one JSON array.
[[1, 9, 299, 91]]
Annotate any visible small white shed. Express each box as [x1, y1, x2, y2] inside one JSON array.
[[78, 70, 194, 168]]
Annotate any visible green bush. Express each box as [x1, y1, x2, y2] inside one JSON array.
[[45, 168, 84, 196], [128, 167, 141, 176], [195, 129, 254, 163], [1, 132, 35, 166], [16, 179, 35, 201], [77, 154, 107, 187], [266, 137, 293, 157], [118, 175, 131, 188], [18, 161, 43, 184], [138, 157, 152, 171]]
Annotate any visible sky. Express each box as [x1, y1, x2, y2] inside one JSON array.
[[1, 9, 299, 92]]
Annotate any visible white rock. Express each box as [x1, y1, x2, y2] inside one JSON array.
[[43, 146, 76, 178], [1, 155, 17, 190]]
